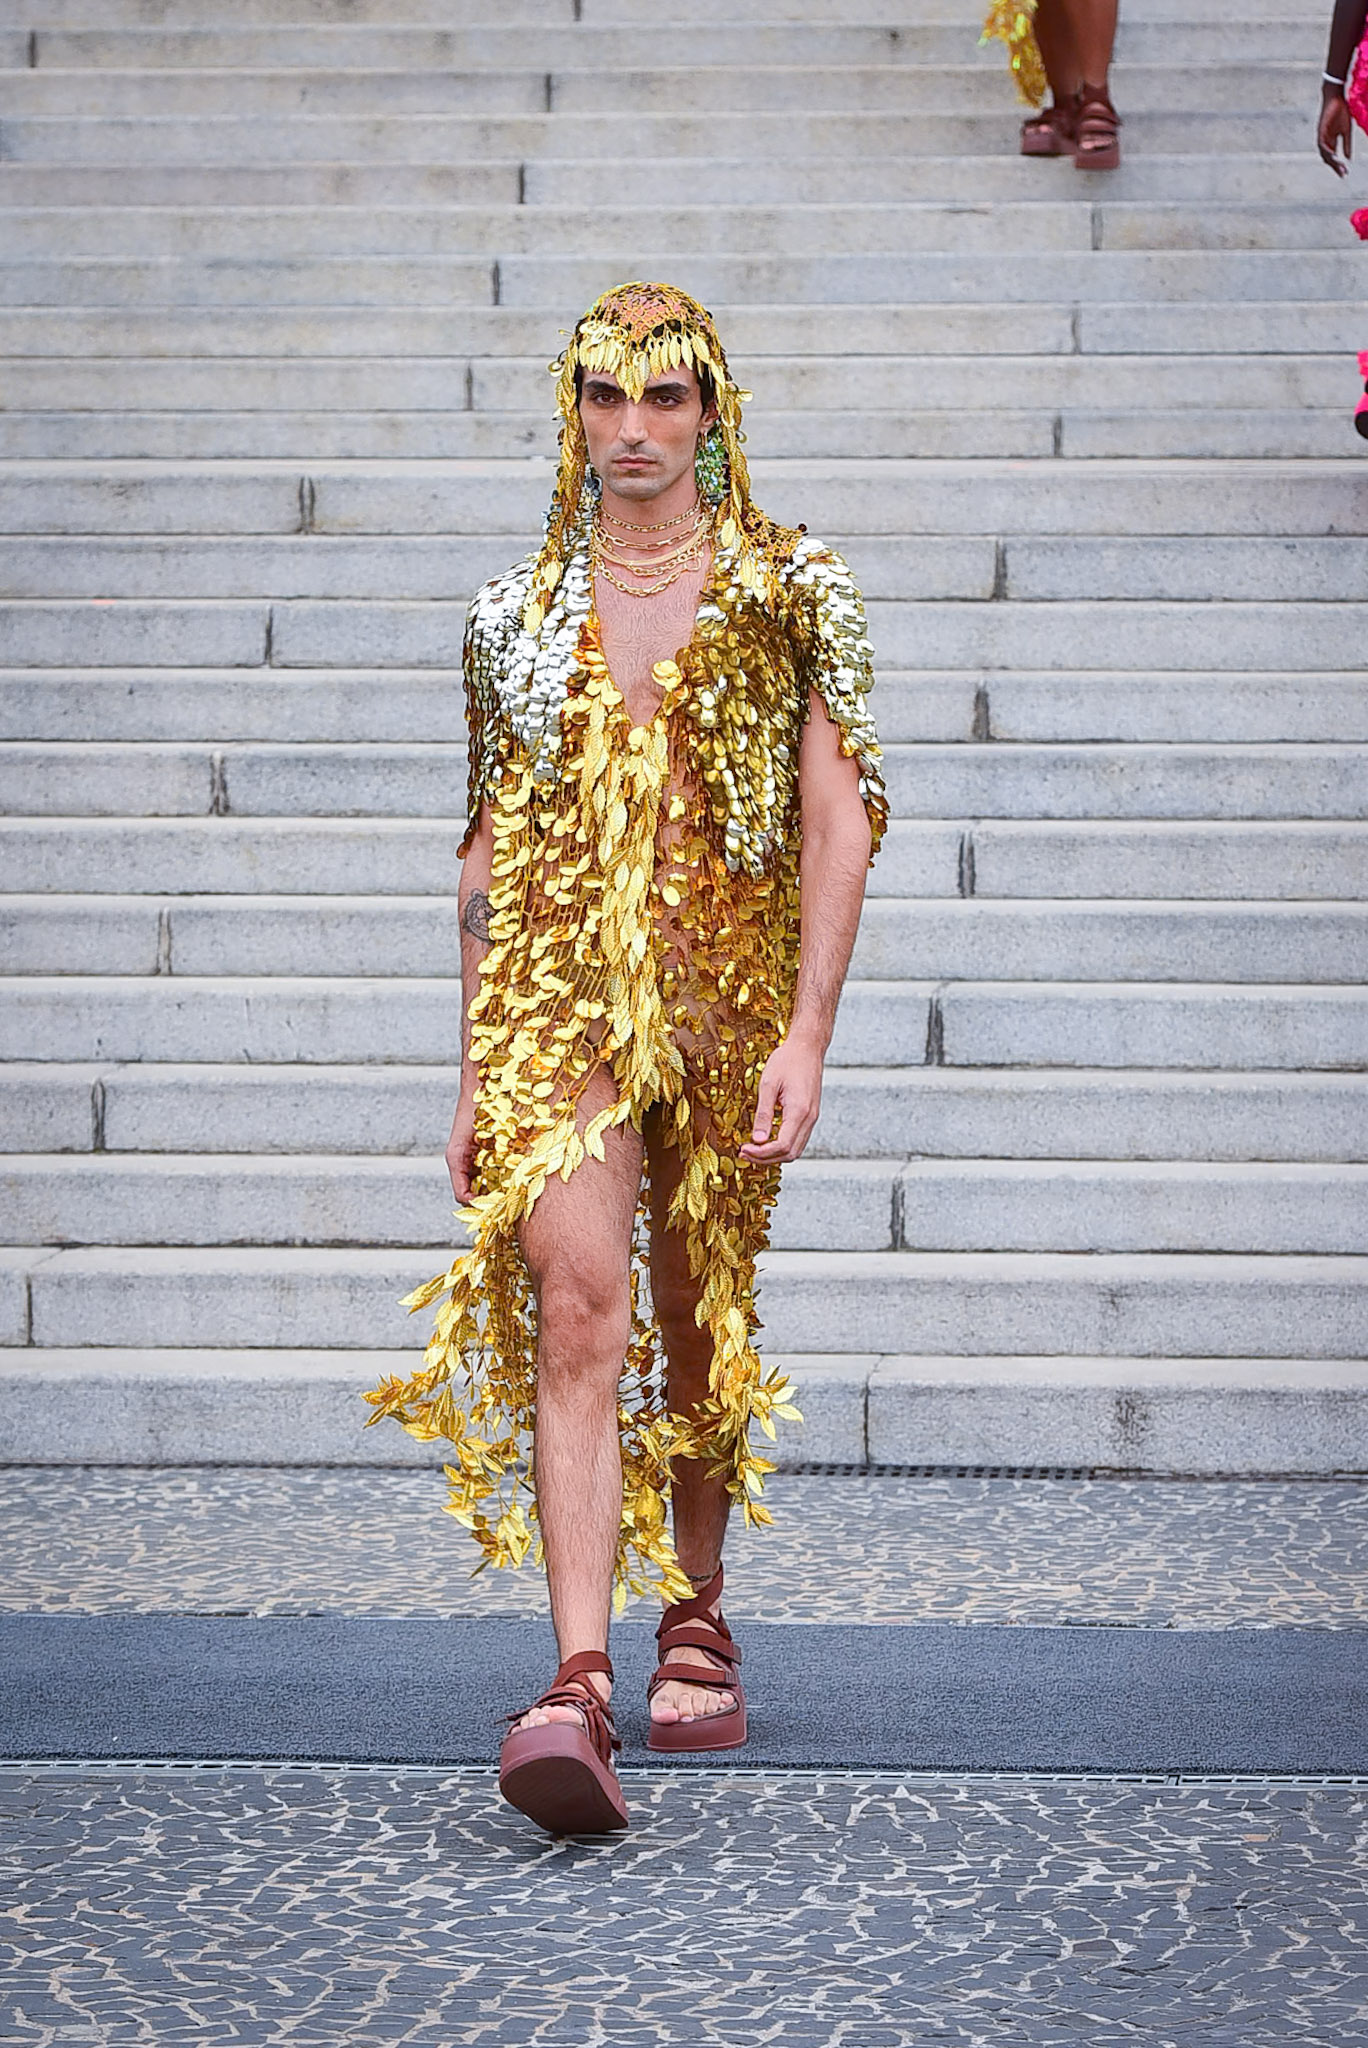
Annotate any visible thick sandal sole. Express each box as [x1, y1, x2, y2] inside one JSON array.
[[646, 1696, 748, 1755], [499, 1723, 630, 1834], [1021, 133, 1073, 157]]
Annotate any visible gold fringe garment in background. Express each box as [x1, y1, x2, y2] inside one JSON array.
[[981, 0, 1047, 106]]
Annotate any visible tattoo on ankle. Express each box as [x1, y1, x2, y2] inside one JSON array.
[[461, 890, 492, 942]]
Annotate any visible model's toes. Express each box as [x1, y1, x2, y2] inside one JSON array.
[[515, 1702, 593, 1733], [651, 1677, 736, 1724], [543, 1703, 591, 1728], [677, 1686, 734, 1723]]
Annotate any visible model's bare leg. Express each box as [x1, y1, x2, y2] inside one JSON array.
[[643, 1107, 737, 1726], [513, 1067, 644, 1730]]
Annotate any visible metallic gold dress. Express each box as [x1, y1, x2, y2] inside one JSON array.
[[363, 515, 887, 1601]]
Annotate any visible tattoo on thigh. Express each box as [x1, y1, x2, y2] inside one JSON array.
[[461, 890, 493, 942]]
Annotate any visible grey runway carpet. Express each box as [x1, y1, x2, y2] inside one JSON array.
[[4, 1616, 1366, 1773]]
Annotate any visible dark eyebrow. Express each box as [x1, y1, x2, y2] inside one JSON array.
[[581, 376, 692, 401]]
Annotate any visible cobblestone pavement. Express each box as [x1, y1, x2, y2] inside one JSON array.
[[3, 1764, 1365, 2048], [7, 1470, 1366, 2043], [4, 1466, 1366, 1628]]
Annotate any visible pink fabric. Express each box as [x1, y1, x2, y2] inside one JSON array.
[[1350, 34, 1368, 134], [1353, 208, 1368, 239], [1359, 350, 1368, 377]]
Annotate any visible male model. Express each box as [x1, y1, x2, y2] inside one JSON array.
[[367, 282, 885, 1834]]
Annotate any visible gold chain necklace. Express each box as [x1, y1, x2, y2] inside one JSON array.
[[591, 507, 712, 599], [599, 498, 702, 536], [595, 528, 706, 574]]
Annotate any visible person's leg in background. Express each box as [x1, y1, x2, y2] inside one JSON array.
[[1020, 0, 1082, 157], [1021, 0, 1121, 168], [1063, 0, 1121, 169]]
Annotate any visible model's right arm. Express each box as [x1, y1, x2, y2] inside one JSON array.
[[447, 799, 494, 1204]]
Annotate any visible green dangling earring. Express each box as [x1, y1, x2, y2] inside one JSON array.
[[694, 424, 728, 507]]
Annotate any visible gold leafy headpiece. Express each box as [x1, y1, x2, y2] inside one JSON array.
[[523, 281, 786, 633]]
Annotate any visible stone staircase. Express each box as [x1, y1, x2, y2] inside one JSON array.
[[2, 0, 1366, 1474]]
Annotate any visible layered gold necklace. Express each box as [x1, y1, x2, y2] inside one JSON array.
[[591, 498, 712, 599]]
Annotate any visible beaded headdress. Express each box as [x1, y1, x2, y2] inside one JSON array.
[[522, 280, 789, 633]]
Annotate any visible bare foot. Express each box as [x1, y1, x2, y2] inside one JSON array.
[[513, 1669, 611, 1734], [649, 1585, 736, 1726]]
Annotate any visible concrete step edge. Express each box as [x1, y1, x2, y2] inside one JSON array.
[[1, 1348, 1365, 1473]]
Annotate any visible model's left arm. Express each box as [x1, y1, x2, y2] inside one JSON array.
[[741, 542, 887, 1166], [741, 696, 873, 1163]]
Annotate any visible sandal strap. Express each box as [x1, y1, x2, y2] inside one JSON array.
[[656, 1620, 743, 1669], [1076, 85, 1121, 134], [655, 1565, 727, 1640], [648, 1660, 739, 1700], [1024, 97, 1076, 131], [507, 1651, 620, 1764], [650, 1566, 742, 1699], [555, 1649, 614, 1687]]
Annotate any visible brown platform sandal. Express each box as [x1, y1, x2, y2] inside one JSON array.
[[1074, 82, 1121, 171], [646, 1565, 747, 1755], [1020, 94, 1079, 158], [499, 1650, 629, 1835]]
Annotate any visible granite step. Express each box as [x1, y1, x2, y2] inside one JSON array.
[[2, 203, 1357, 261], [5, 249, 1358, 309], [5, 977, 1366, 1072], [0, 975, 935, 1068], [0, 155, 1348, 212], [4, 742, 1364, 822], [9, 1062, 1366, 1164], [5, 818, 1363, 901], [3, 1152, 1363, 1255], [4, 458, 1361, 540], [9, 1243, 1366, 1358], [0, 64, 1318, 121], [6, 894, 1366, 984], [0, 353, 1350, 411], [0, 1152, 897, 1253], [7, 595, 1356, 670], [4, 669, 1364, 748], [5, 409, 1362, 463], [3, 1347, 1362, 1476], [4, 300, 1364, 358], [0, 112, 1317, 166], [25, 22, 1325, 71], [2, 0, 1363, 1467], [2, 531, 1364, 604], [7, 0, 1315, 23]]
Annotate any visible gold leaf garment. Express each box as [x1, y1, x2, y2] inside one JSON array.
[[363, 519, 887, 1602]]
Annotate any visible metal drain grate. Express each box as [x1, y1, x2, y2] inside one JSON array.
[[787, 1463, 1091, 1479], [785, 1463, 1368, 1482]]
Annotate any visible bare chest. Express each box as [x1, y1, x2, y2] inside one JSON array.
[[594, 558, 710, 727]]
